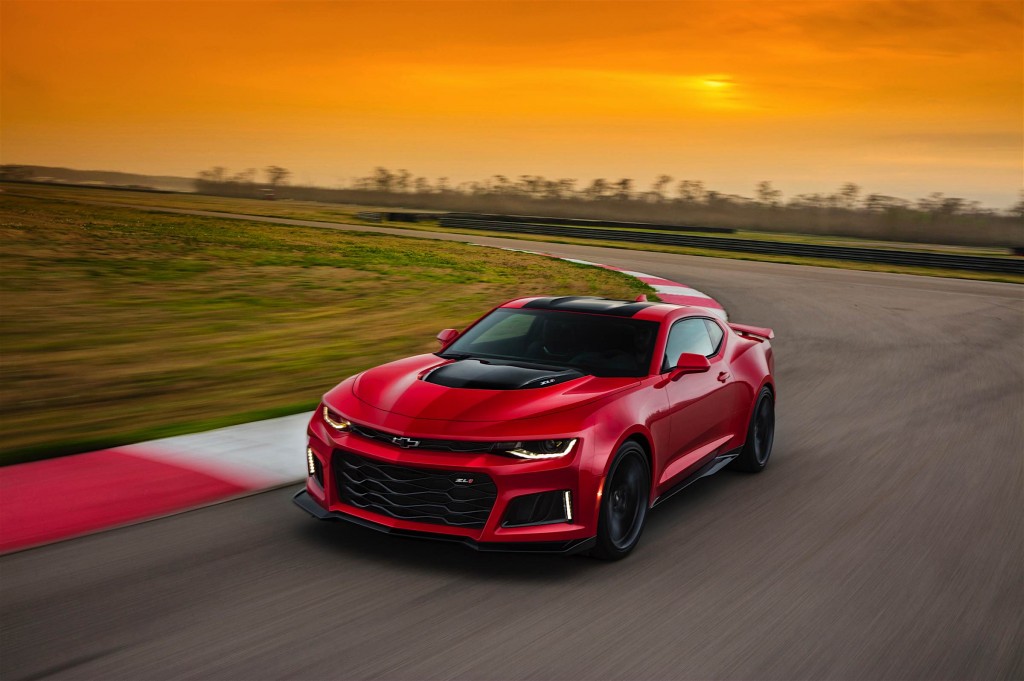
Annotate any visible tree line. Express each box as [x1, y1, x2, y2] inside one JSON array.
[[194, 165, 1024, 219]]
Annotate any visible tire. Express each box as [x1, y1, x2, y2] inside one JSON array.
[[729, 386, 775, 473], [591, 442, 651, 560]]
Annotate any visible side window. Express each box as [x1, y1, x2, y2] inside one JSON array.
[[704, 319, 724, 355], [663, 318, 713, 369]]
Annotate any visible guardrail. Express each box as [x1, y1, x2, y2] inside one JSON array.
[[355, 211, 425, 223], [444, 213, 736, 234], [437, 217, 1024, 275]]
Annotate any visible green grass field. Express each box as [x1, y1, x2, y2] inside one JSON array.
[[0, 193, 652, 464]]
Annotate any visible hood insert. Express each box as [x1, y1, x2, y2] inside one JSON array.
[[425, 359, 584, 390]]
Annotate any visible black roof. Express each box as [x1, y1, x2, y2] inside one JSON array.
[[521, 296, 657, 317]]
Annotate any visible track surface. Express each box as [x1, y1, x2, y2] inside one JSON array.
[[2, 216, 1023, 680]]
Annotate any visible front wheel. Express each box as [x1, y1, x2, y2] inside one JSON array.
[[591, 442, 650, 560], [729, 386, 775, 473]]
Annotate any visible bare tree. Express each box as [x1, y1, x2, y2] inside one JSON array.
[[264, 166, 291, 187], [413, 177, 432, 194], [614, 178, 634, 201], [789, 193, 829, 209], [938, 197, 966, 215], [584, 178, 609, 200], [864, 194, 910, 212], [198, 166, 228, 183], [756, 181, 782, 207], [395, 169, 412, 193], [231, 168, 257, 184], [676, 180, 706, 203], [1010, 191, 1024, 219], [516, 175, 545, 198], [916, 192, 946, 213], [557, 178, 577, 198], [490, 175, 511, 194], [650, 175, 673, 202], [371, 167, 394, 192], [837, 183, 861, 210]]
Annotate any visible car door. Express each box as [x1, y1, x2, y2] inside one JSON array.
[[657, 317, 738, 488]]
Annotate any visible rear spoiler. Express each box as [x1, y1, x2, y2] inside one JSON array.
[[729, 322, 774, 341]]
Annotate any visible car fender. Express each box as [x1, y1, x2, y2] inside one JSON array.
[[572, 385, 665, 517]]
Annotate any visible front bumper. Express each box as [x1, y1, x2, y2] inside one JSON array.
[[293, 489, 596, 554], [301, 410, 605, 550]]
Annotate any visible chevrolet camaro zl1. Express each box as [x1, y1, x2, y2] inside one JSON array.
[[294, 295, 775, 559]]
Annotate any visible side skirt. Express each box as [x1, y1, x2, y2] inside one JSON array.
[[651, 446, 743, 508]]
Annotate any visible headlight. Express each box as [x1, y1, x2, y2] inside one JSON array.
[[322, 406, 351, 431], [506, 439, 577, 459]]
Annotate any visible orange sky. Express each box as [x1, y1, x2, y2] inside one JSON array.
[[2, 0, 1022, 206]]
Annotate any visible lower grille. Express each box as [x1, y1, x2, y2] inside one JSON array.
[[334, 451, 497, 528]]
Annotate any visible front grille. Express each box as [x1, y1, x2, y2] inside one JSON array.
[[349, 423, 514, 454], [334, 451, 497, 528]]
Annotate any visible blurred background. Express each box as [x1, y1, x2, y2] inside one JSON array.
[[1, 2, 1021, 680]]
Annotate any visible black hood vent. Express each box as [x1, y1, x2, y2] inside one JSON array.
[[424, 359, 584, 390]]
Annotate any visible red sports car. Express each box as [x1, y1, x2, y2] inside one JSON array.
[[294, 295, 775, 559]]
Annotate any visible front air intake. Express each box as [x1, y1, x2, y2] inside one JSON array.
[[334, 451, 497, 528], [502, 490, 573, 527]]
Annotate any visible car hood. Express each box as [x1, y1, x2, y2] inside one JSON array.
[[348, 354, 637, 423]]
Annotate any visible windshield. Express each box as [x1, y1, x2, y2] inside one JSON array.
[[439, 308, 658, 378]]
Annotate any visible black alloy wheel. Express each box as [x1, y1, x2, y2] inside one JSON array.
[[730, 386, 775, 473], [592, 442, 650, 560]]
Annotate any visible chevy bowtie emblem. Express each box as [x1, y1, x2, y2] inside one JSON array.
[[391, 436, 420, 448]]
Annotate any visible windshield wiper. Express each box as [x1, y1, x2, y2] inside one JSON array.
[[437, 351, 476, 360]]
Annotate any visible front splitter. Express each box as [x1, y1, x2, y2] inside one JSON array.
[[293, 489, 595, 555]]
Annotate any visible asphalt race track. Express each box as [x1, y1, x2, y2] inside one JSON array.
[[2, 216, 1022, 680]]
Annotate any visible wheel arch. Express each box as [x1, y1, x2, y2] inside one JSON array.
[[613, 430, 656, 505]]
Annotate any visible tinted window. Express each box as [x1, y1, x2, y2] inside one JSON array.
[[441, 308, 658, 377], [473, 312, 536, 343], [664, 318, 713, 368], [704, 319, 724, 355]]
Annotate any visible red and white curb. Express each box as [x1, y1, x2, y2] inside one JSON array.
[[498, 249, 727, 320], [559, 258, 727, 320], [0, 412, 313, 553], [0, 257, 725, 553]]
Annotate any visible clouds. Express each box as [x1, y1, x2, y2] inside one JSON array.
[[2, 0, 1021, 206]]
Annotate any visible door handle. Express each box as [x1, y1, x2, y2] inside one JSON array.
[[717, 371, 731, 382]]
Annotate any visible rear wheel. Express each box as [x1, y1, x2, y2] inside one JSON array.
[[730, 387, 775, 473], [591, 442, 650, 560]]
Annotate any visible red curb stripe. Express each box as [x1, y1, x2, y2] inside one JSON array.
[[656, 293, 723, 307], [635, 276, 690, 287], [0, 448, 250, 552]]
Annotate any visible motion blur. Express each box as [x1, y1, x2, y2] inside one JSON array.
[[1, 1, 1021, 680]]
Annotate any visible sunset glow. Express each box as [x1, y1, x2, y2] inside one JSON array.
[[1, 0, 1021, 206]]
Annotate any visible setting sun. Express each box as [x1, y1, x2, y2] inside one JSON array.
[[701, 77, 734, 90], [1, 0, 1021, 206]]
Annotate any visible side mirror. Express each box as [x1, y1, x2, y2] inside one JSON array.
[[436, 328, 460, 346], [669, 353, 711, 379]]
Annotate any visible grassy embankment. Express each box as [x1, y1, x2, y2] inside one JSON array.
[[4, 183, 1020, 283], [0, 194, 652, 465]]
